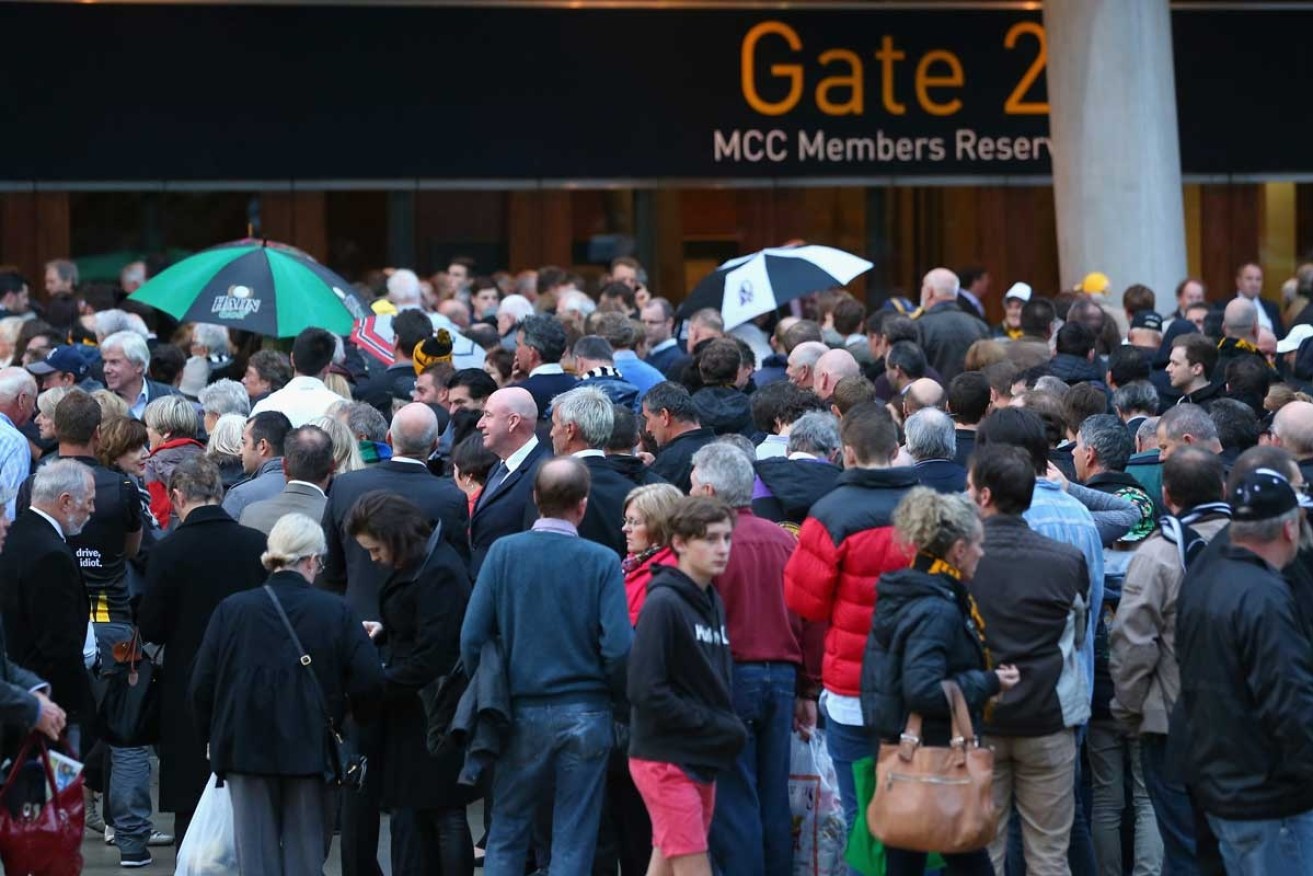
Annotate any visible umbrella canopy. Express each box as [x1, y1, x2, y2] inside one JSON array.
[[350, 313, 487, 371], [678, 245, 874, 330], [128, 239, 372, 338]]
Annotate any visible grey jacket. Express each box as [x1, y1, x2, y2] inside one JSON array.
[[1110, 514, 1229, 735], [238, 482, 328, 536], [916, 301, 990, 381], [221, 457, 286, 521]]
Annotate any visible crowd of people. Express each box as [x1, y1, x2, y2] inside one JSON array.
[[0, 252, 1309, 875]]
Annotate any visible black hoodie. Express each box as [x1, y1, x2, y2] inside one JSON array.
[[627, 566, 747, 774], [601, 454, 668, 488], [752, 457, 842, 524]]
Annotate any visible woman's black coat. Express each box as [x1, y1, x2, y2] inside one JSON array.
[[135, 505, 267, 814], [189, 569, 384, 779], [377, 530, 477, 810]]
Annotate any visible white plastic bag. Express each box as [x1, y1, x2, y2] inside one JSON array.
[[175, 774, 237, 876], [789, 729, 847, 876]]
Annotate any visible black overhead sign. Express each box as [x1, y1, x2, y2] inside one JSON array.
[[0, 3, 1306, 181]]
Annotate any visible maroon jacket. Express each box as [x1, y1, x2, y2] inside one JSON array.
[[713, 508, 822, 697]]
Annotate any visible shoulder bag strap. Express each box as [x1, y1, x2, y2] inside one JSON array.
[[263, 584, 334, 730]]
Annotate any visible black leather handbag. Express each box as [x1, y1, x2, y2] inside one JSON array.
[[97, 628, 162, 747], [264, 586, 367, 792]]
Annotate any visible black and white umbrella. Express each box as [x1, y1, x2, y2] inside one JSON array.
[[678, 245, 874, 329]]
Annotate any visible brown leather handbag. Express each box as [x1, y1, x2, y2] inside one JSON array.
[[866, 680, 998, 854]]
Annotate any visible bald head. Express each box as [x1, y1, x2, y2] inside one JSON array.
[[904, 378, 945, 415], [388, 402, 439, 458], [533, 457, 591, 523], [922, 268, 961, 306], [787, 341, 830, 389], [1258, 327, 1278, 358], [1223, 297, 1257, 340], [479, 387, 539, 458], [1274, 400, 1313, 457], [814, 348, 861, 398]]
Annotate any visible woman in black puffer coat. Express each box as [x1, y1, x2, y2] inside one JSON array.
[[860, 487, 1019, 876]]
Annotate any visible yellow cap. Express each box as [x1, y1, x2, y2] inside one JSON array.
[[1078, 272, 1111, 295], [371, 298, 398, 316]]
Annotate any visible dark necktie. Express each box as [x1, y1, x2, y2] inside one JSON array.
[[478, 461, 509, 509]]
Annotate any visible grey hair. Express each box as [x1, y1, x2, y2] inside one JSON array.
[[390, 407, 439, 457], [144, 395, 198, 438], [559, 290, 596, 317], [1231, 506, 1300, 544], [31, 458, 93, 506], [343, 401, 388, 443], [690, 442, 755, 507], [552, 386, 615, 449], [198, 378, 250, 417], [124, 313, 150, 338], [1112, 381, 1159, 417], [904, 407, 957, 462], [191, 323, 231, 354], [1136, 416, 1160, 448], [1079, 413, 1133, 472], [101, 330, 150, 367], [787, 411, 841, 458], [36, 386, 70, 419], [1160, 403, 1218, 444], [0, 367, 37, 405], [498, 294, 534, 322], [716, 433, 757, 459], [206, 412, 247, 458], [1033, 375, 1070, 399], [95, 310, 139, 340], [261, 512, 327, 572]]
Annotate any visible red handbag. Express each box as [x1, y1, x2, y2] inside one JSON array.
[[0, 733, 84, 876]]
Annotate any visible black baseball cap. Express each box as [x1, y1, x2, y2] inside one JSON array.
[[1130, 310, 1163, 331], [1229, 468, 1312, 521]]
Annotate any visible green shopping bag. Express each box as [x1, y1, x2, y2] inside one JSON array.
[[844, 756, 946, 876]]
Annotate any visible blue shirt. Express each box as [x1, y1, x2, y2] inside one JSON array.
[[613, 350, 665, 400], [0, 413, 30, 520], [1023, 479, 1103, 702]]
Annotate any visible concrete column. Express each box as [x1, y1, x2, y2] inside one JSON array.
[[1043, 0, 1187, 315]]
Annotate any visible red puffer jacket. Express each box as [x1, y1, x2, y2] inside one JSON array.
[[784, 467, 917, 696]]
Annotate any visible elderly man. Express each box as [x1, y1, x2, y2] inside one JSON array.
[[641, 382, 716, 493], [751, 411, 844, 525], [916, 267, 989, 381], [0, 367, 36, 519], [812, 348, 860, 402], [785, 341, 829, 391], [101, 331, 181, 420], [1156, 404, 1223, 461], [1216, 297, 1270, 377], [548, 386, 633, 556], [896, 377, 944, 426], [904, 408, 965, 493], [1272, 400, 1313, 483], [472, 387, 550, 573]]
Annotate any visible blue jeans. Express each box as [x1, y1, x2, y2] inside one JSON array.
[[1207, 810, 1313, 875], [710, 662, 795, 876], [485, 701, 612, 876], [1141, 733, 1201, 876], [822, 700, 873, 876], [94, 622, 153, 856]]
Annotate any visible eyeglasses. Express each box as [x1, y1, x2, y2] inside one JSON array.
[[622, 517, 644, 528], [299, 555, 326, 573]]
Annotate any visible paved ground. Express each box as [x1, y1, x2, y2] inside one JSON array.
[[79, 775, 484, 874]]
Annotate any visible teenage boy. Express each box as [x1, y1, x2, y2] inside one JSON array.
[[627, 497, 748, 876]]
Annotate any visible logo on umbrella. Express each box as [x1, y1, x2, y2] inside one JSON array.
[[739, 280, 754, 306], [211, 285, 262, 320]]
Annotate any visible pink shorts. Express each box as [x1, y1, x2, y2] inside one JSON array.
[[629, 758, 716, 858]]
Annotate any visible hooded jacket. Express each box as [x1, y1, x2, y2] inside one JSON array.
[[1049, 353, 1109, 394], [692, 386, 755, 437], [860, 559, 1001, 745], [627, 566, 747, 774], [602, 454, 668, 489], [751, 457, 842, 525]]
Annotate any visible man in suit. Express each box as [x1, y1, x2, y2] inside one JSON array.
[[239, 424, 334, 536], [916, 267, 990, 382], [137, 457, 267, 852], [548, 386, 632, 557], [0, 515, 67, 740], [512, 314, 577, 420], [640, 298, 684, 375], [100, 330, 181, 420], [472, 387, 551, 575], [319, 401, 467, 876], [1233, 261, 1283, 337], [0, 459, 95, 752]]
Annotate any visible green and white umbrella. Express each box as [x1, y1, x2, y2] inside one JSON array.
[[128, 238, 371, 338]]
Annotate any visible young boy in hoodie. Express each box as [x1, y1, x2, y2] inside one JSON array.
[[628, 496, 748, 876]]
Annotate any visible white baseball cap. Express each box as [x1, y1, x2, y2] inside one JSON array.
[[1276, 323, 1313, 354], [1004, 282, 1032, 303]]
